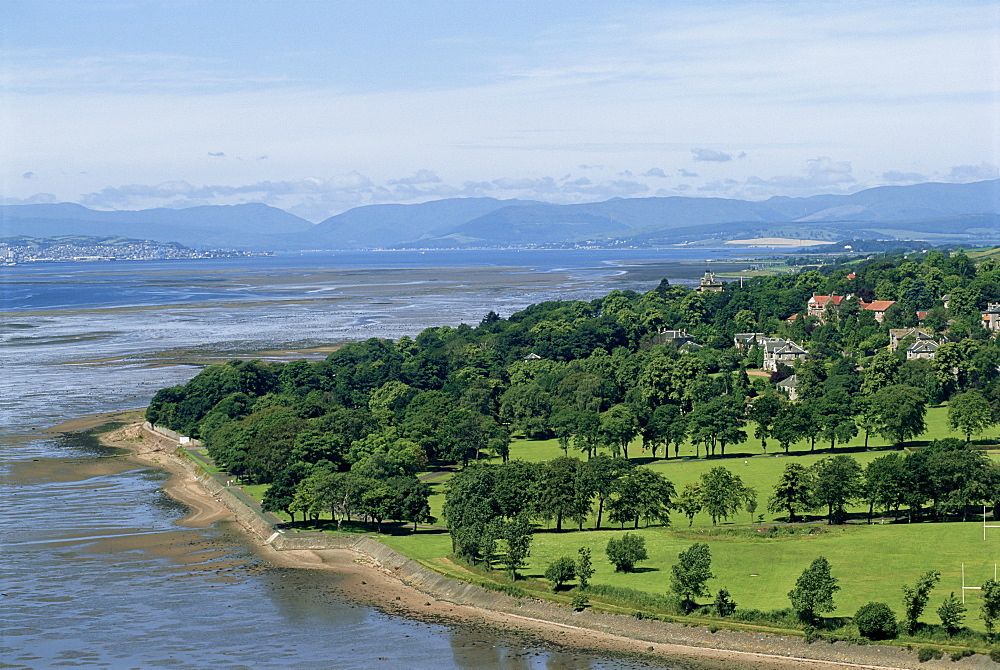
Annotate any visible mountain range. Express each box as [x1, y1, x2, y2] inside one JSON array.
[[2, 180, 997, 251]]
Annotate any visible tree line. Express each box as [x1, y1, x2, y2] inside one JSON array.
[[145, 248, 1000, 528]]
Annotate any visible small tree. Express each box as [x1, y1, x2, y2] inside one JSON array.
[[854, 602, 898, 640], [670, 543, 714, 612], [982, 579, 1000, 637], [788, 556, 839, 623], [503, 514, 534, 580], [937, 593, 966, 636], [605, 533, 647, 573], [576, 547, 594, 590], [713, 588, 737, 617], [544, 556, 577, 591], [901, 570, 941, 634], [947, 389, 995, 443]]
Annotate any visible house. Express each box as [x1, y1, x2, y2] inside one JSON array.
[[523, 352, 543, 361], [983, 303, 1000, 332], [860, 300, 895, 323], [906, 340, 939, 360], [807, 295, 847, 319], [653, 329, 694, 347], [733, 333, 768, 352], [776, 374, 800, 401], [696, 271, 724, 293], [761, 338, 808, 371], [889, 327, 934, 351]]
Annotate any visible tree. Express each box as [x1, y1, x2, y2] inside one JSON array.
[[768, 462, 814, 522], [675, 481, 703, 527], [862, 454, 907, 522], [811, 455, 862, 524], [700, 466, 749, 525], [605, 532, 647, 573], [713, 588, 737, 617], [854, 602, 898, 640], [788, 556, 839, 623], [948, 389, 995, 443], [544, 556, 577, 591], [937, 593, 966, 636], [670, 543, 714, 612], [599, 404, 639, 459], [866, 385, 927, 446], [585, 455, 631, 530], [606, 467, 674, 529], [576, 547, 594, 590], [982, 579, 1000, 637], [538, 456, 582, 531], [749, 393, 781, 454], [503, 514, 534, 579]]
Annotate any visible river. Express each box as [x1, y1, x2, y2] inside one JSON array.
[[0, 249, 750, 669]]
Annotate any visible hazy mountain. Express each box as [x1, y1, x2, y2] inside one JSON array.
[[2, 180, 996, 250], [0, 203, 312, 249], [301, 197, 539, 249]]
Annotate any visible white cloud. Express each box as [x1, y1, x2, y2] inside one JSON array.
[[678, 168, 698, 178], [880, 170, 927, 184], [1, 193, 58, 205], [697, 157, 857, 199], [643, 167, 667, 178], [691, 148, 732, 162], [946, 163, 999, 182]]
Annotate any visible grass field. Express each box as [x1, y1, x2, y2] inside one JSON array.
[[247, 401, 1000, 633], [381, 402, 1000, 630]]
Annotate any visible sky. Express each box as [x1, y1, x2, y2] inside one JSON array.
[[3, 1, 998, 221]]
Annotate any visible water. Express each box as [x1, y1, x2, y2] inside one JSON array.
[[0, 249, 746, 669]]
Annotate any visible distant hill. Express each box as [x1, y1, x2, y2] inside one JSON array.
[[301, 197, 540, 249], [0, 203, 313, 250], [2, 180, 996, 250]]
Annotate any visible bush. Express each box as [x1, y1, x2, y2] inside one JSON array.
[[948, 649, 974, 662], [544, 556, 576, 591], [606, 533, 648, 573], [991, 647, 1000, 663], [571, 592, 589, 611], [854, 602, 898, 641], [917, 646, 943, 663]]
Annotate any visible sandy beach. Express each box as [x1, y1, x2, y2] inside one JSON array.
[[48, 412, 996, 670]]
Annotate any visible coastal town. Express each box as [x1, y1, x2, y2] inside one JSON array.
[[0, 236, 270, 264]]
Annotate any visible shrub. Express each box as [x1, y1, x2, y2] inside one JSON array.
[[606, 533, 648, 573], [544, 556, 576, 591], [948, 649, 974, 662], [854, 602, 898, 641], [990, 647, 1000, 663], [917, 646, 943, 663], [571, 592, 589, 611]]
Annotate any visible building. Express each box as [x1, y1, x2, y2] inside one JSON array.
[[906, 340, 939, 360], [653, 329, 695, 348], [888, 327, 934, 351], [696, 271, 724, 293], [733, 333, 768, 352], [860, 300, 895, 323], [807, 295, 847, 320], [776, 374, 800, 400], [983, 303, 1000, 332], [762, 338, 808, 371]]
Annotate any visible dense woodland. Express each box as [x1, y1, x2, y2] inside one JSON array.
[[146, 249, 1000, 547]]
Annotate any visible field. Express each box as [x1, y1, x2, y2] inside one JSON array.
[[380, 403, 1000, 630]]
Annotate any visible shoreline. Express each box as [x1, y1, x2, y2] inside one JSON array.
[[60, 412, 990, 670]]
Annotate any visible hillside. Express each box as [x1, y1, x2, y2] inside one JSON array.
[[2, 179, 997, 250]]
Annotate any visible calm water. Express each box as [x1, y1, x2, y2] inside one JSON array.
[[0, 249, 744, 669]]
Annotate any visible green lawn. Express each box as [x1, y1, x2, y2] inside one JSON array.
[[242, 401, 1000, 632]]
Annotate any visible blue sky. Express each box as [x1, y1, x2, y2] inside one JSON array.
[[3, 1, 998, 220]]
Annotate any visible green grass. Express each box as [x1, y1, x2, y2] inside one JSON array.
[[234, 400, 1000, 635]]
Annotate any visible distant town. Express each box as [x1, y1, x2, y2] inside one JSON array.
[[1, 236, 271, 265]]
